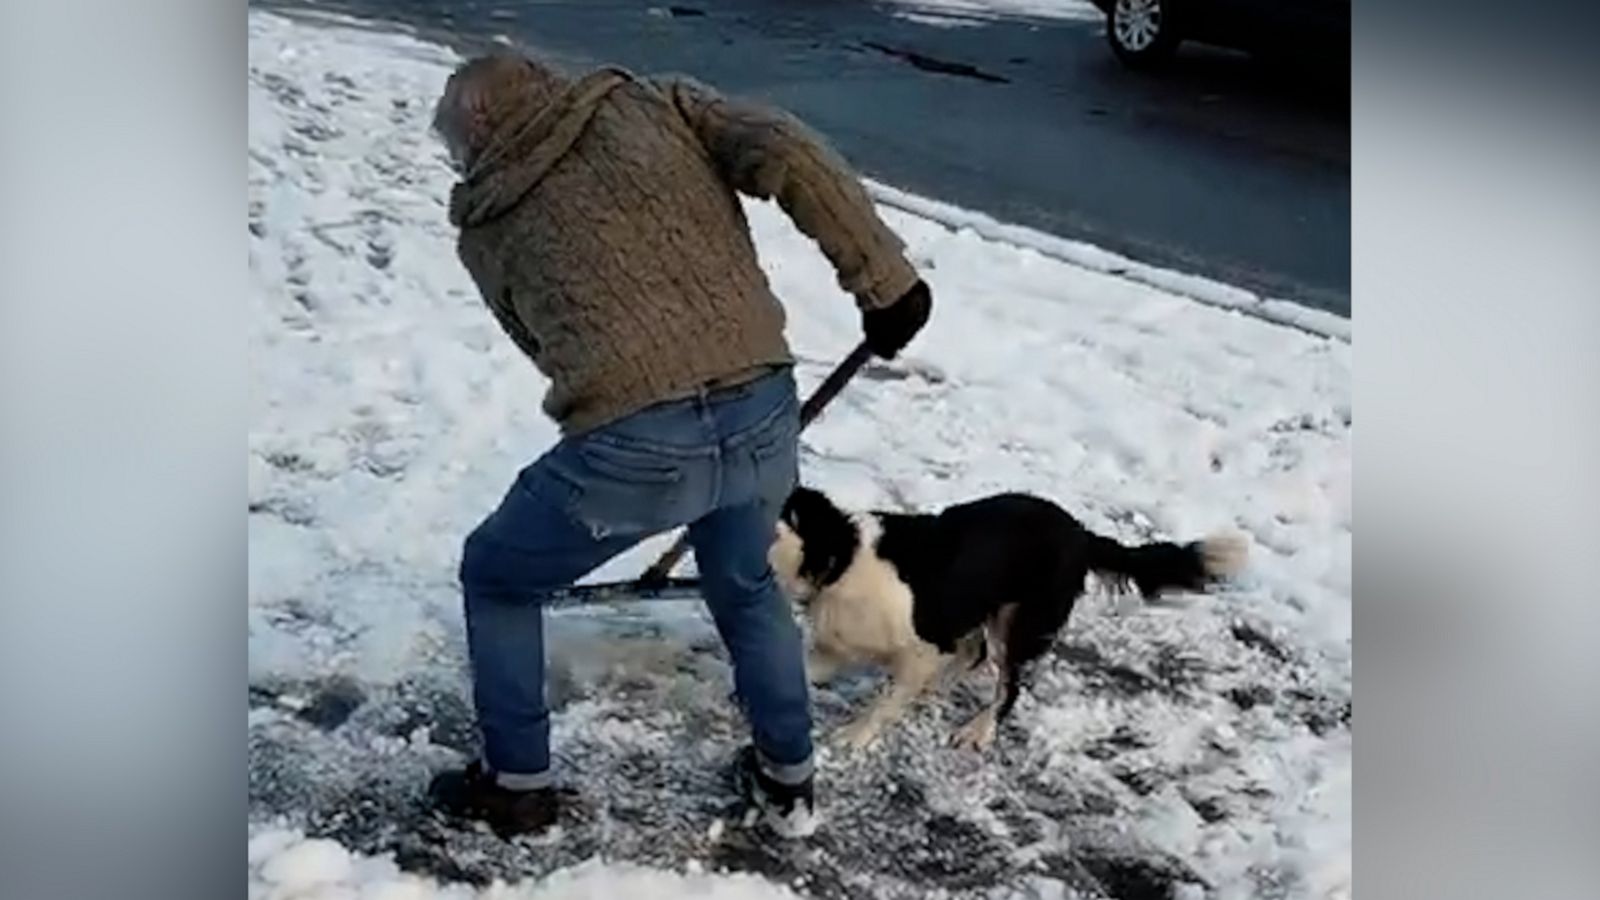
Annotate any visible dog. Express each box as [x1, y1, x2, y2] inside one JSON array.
[[767, 486, 1248, 751]]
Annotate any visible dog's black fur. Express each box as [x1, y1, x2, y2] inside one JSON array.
[[779, 486, 1243, 736]]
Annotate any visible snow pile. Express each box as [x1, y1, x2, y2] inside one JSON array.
[[878, 0, 1103, 28], [249, 9, 1349, 900]]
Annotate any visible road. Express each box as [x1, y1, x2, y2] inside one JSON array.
[[256, 0, 1350, 315]]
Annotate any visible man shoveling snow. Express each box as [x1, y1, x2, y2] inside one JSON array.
[[426, 52, 932, 839]]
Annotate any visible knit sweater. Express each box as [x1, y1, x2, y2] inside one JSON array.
[[448, 65, 920, 435]]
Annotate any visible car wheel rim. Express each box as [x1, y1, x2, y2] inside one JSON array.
[[1114, 0, 1162, 52]]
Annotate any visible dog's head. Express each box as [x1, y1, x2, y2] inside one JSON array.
[[768, 486, 859, 602]]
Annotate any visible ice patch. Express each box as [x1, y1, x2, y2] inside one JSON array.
[[249, 826, 802, 899], [879, 0, 1103, 24]]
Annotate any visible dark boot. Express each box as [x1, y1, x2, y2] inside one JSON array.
[[734, 746, 817, 838], [427, 761, 566, 838]]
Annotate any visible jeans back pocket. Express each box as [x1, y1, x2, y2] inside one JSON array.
[[575, 440, 685, 485], [740, 395, 800, 514], [549, 437, 710, 540]]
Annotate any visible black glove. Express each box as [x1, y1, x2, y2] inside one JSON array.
[[862, 280, 932, 360]]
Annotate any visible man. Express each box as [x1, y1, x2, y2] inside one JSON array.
[[426, 52, 931, 839]]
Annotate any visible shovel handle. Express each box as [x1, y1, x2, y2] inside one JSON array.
[[797, 341, 875, 428]]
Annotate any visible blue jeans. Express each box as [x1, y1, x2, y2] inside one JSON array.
[[459, 367, 812, 784]]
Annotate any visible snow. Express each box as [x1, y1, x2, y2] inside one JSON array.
[[893, 11, 989, 28], [249, 9, 1349, 900], [877, 1, 1103, 28]]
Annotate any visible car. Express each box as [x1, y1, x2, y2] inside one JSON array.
[[1088, 0, 1349, 70]]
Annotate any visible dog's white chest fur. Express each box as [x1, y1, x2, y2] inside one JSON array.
[[775, 514, 920, 663]]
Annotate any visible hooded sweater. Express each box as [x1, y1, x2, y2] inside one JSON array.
[[448, 65, 920, 435]]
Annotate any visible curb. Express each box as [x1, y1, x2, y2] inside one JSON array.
[[867, 181, 1351, 343]]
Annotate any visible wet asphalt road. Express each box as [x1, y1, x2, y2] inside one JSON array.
[[257, 0, 1350, 316]]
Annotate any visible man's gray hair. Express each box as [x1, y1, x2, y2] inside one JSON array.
[[431, 52, 539, 171]]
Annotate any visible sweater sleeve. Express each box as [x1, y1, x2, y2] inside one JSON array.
[[655, 76, 920, 310]]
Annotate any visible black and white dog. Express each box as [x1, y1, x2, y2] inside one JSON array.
[[767, 487, 1248, 751]]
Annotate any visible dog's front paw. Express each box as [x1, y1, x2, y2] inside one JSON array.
[[950, 711, 996, 751], [835, 717, 883, 751]]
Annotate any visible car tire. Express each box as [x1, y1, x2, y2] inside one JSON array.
[[1107, 0, 1180, 69]]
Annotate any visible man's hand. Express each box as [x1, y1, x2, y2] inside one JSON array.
[[861, 281, 932, 360]]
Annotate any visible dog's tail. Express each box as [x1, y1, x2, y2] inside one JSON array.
[[1085, 529, 1248, 599]]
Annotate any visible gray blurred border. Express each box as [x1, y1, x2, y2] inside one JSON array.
[[0, 2, 244, 899], [1355, 1, 1600, 898]]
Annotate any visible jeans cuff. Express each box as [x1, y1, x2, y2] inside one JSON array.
[[495, 768, 555, 791], [757, 748, 813, 786]]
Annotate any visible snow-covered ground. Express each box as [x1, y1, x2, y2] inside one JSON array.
[[248, 10, 1350, 900], [877, 0, 1103, 28]]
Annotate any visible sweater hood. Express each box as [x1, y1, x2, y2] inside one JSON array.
[[449, 66, 633, 228]]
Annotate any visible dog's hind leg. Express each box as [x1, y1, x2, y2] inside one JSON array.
[[959, 630, 990, 670], [835, 645, 944, 751], [952, 604, 1018, 751], [955, 584, 1081, 750]]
